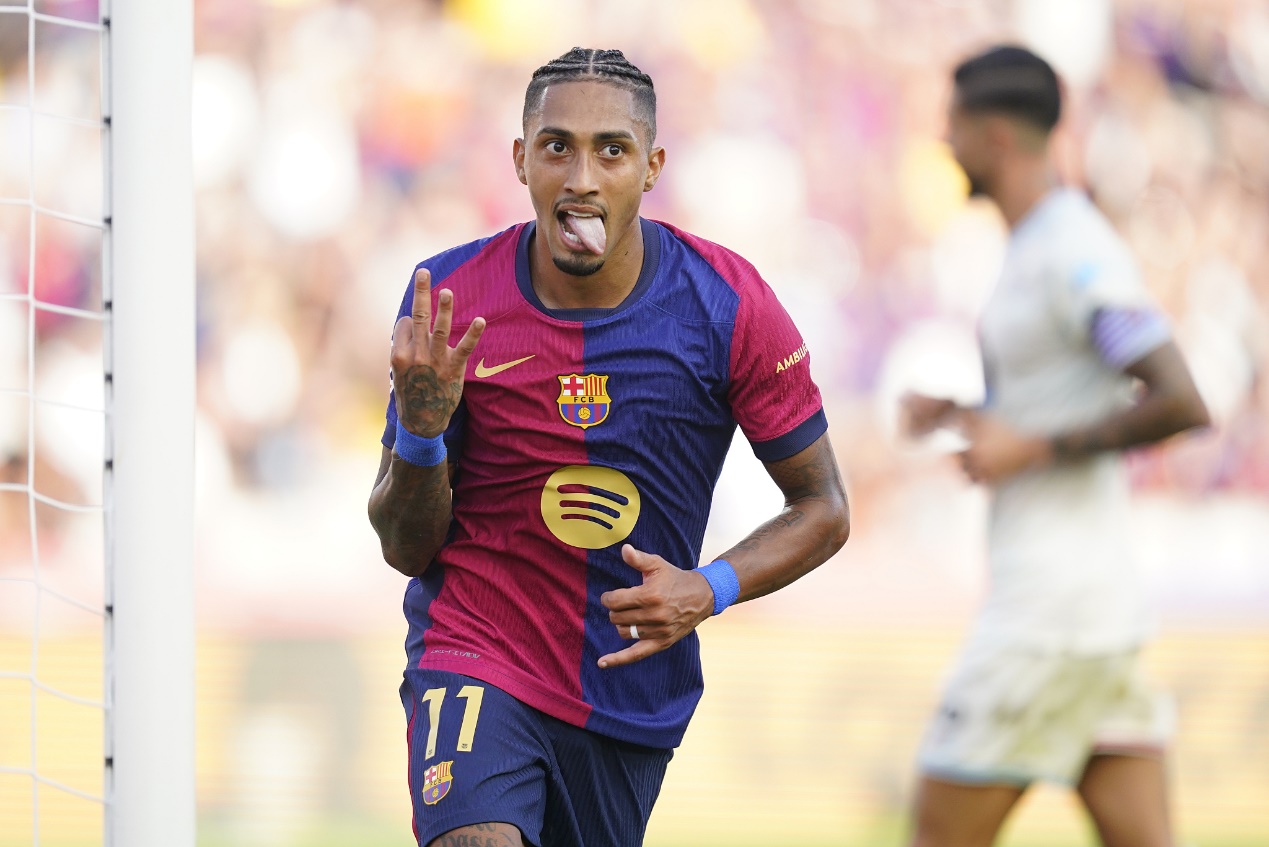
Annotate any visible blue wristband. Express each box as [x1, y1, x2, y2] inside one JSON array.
[[698, 559, 741, 616], [394, 421, 447, 467]]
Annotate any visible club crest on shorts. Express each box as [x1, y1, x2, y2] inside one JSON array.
[[557, 373, 611, 429], [421, 761, 453, 805]]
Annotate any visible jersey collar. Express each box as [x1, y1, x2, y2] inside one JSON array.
[[516, 217, 661, 322]]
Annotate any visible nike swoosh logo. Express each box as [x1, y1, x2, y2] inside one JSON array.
[[474, 355, 535, 378]]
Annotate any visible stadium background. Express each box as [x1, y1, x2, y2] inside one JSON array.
[[1, 0, 1267, 845]]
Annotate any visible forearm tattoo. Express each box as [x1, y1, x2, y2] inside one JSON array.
[[368, 441, 454, 575], [433, 837, 515, 847], [732, 508, 806, 552], [724, 436, 849, 580], [399, 364, 462, 436], [383, 458, 451, 558], [432, 823, 520, 847]]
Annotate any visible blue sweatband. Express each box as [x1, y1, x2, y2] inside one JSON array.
[[394, 421, 447, 468], [698, 560, 741, 616]]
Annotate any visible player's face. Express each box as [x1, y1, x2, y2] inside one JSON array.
[[945, 94, 992, 197], [515, 80, 664, 277]]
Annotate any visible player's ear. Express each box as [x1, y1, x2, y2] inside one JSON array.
[[513, 138, 528, 185], [643, 146, 665, 193]]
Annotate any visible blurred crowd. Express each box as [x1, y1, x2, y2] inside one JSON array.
[[1, 1, 1267, 841], [2, 0, 1267, 622], [188, 0, 1269, 493]]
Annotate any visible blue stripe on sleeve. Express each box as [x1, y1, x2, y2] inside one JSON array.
[[1091, 307, 1171, 369], [750, 408, 828, 463]]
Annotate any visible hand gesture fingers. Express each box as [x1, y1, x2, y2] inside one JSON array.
[[391, 268, 485, 440], [454, 315, 487, 361], [597, 636, 665, 669], [411, 267, 432, 335], [430, 286, 453, 349], [597, 545, 713, 669], [598, 545, 659, 612]]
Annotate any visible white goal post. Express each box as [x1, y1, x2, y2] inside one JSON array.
[[105, 0, 195, 844]]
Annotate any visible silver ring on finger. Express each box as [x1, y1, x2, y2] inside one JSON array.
[[629, 624, 640, 640]]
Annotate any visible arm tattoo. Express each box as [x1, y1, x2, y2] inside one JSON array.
[[728, 441, 830, 555], [386, 460, 451, 558], [766, 438, 840, 503], [368, 445, 454, 577], [399, 364, 462, 435], [711, 433, 850, 603], [731, 508, 806, 552], [432, 831, 520, 847]]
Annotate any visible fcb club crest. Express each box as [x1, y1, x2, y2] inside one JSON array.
[[421, 760, 453, 805], [557, 373, 611, 429]]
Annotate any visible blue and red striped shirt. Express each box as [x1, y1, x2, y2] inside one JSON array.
[[382, 218, 826, 748]]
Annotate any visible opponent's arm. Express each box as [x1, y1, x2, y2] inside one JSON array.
[[899, 392, 964, 438], [1049, 340, 1210, 460], [368, 269, 485, 578], [597, 432, 849, 668], [958, 341, 1210, 483]]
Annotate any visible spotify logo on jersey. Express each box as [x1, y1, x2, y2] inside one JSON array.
[[540, 465, 641, 549]]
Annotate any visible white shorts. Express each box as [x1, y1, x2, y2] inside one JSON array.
[[917, 641, 1174, 787]]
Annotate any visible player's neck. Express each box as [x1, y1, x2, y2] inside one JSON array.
[[530, 220, 645, 311], [993, 160, 1057, 230]]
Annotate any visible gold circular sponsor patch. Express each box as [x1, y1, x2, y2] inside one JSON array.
[[540, 465, 641, 549]]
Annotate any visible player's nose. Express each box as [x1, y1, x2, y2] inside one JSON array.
[[563, 151, 600, 196]]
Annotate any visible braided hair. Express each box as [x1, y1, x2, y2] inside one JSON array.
[[523, 47, 657, 142]]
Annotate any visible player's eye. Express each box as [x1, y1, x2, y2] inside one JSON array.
[[546, 140, 567, 154], [602, 144, 623, 157]]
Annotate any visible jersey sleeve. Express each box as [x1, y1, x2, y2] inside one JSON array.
[[1089, 307, 1171, 370], [727, 277, 827, 463], [1051, 240, 1170, 366]]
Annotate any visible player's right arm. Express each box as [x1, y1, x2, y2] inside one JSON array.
[[368, 269, 485, 578]]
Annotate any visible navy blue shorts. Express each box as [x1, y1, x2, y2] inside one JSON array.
[[401, 668, 673, 847]]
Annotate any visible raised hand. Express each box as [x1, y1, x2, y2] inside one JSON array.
[[597, 544, 715, 669], [391, 268, 486, 439]]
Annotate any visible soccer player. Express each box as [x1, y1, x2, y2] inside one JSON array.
[[367, 48, 849, 847], [901, 46, 1210, 847]]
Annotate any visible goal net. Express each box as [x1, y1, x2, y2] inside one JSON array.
[[0, 0, 193, 844]]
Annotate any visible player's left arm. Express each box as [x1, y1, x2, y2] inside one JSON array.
[[714, 431, 850, 598], [959, 340, 1211, 483], [598, 432, 849, 669]]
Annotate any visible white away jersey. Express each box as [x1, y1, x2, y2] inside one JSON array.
[[975, 188, 1169, 653]]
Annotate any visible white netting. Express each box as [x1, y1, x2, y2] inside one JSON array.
[[0, 1, 109, 844]]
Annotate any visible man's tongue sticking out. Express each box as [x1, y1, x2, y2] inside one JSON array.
[[564, 213, 607, 256]]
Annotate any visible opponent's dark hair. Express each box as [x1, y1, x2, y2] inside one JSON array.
[[953, 45, 1061, 133], [523, 47, 657, 141]]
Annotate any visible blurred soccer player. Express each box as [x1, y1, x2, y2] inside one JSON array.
[[901, 46, 1209, 847], [367, 48, 849, 847]]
